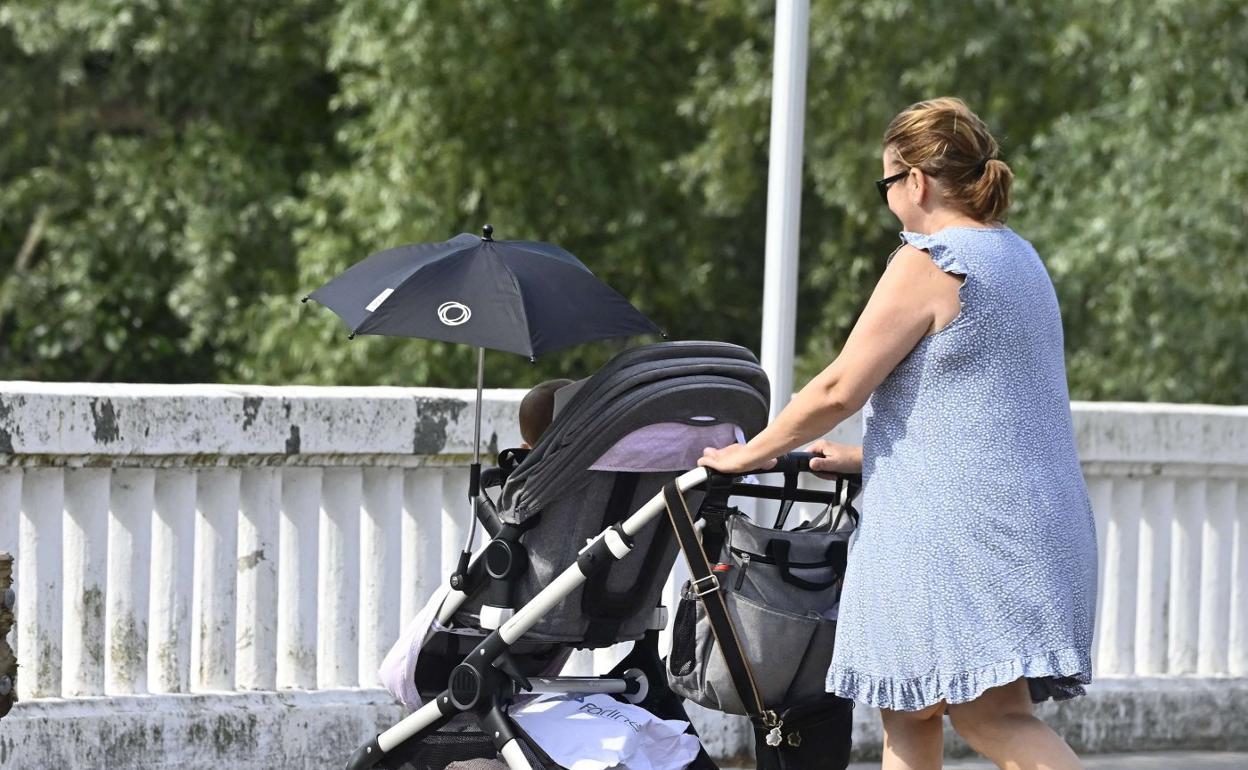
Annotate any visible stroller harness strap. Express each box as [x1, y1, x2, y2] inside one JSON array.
[[582, 471, 675, 647], [662, 482, 773, 728]]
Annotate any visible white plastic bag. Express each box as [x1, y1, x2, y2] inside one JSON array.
[[511, 693, 700, 770], [378, 584, 451, 708]]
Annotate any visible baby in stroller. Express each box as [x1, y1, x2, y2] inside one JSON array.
[[358, 342, 856, 770], [517, 379, 574, 449]]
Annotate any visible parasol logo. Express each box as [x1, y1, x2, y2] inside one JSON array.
[[437, 301, 472, 326]]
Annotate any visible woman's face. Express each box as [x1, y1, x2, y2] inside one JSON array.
[[881, 147, 922, 230]]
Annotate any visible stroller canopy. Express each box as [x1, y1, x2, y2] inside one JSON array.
[[502, 341, 771, 523]]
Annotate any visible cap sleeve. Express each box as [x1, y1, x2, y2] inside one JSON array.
[[899, 230, 968, 276]]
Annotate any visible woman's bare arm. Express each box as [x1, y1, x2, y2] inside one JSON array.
[[699, 245, 962, 473]]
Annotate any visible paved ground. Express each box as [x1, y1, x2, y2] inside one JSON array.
[[844, 753, 1248, 769]]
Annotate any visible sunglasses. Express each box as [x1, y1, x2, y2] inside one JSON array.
[[875, 170, 908, 204]]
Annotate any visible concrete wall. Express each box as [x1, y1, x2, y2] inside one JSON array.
[[0, 384, 1245, 768]]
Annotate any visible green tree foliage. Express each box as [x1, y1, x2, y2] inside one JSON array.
[[0, 0, 337, 381], [1, 0, 1244, 402]]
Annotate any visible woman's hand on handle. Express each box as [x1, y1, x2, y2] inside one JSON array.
[[806, 440, 863, 478], [698, 444, 777, 475]]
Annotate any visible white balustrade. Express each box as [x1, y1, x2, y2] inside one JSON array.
[[1134, 477, 1173, 675], [17, 468, 64, 699], [317, 468, 362, 689], [1099, 478, 1141, 675], [277, 467, 320, 689], [1086, 476, 1113, 668], [401, 470, 443, 630], [440, 468, 471, 577], [236, 468, 280, 690], [192, 469, 240, 691], [1169, 477, 1204, 674], [107, 468, 153, 694], [1230, 490, 1248, 676], [0, 469, 19, 557], [62, 468, 108, 696], [149, 469, 196, 693], [1198, 479, 1236, 675], [359, 468, 402, 688], [0, 386, 1244, 754]]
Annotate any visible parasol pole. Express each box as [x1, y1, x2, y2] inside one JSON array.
[[454, 346, 485, 584]]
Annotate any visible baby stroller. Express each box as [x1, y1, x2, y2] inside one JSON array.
[[349, 341, 858, 770]]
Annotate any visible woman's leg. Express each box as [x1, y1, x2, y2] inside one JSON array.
[[879, 701, 945, 770], [946, 678, 1082, 770]]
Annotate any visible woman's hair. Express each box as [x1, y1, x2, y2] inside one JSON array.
[[883, 97, 1013, 222]]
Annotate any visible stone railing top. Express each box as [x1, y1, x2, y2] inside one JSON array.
[[1069, 401, 1248, 466], [0, 382, 522, 460], [0, 383, 1244, 467]]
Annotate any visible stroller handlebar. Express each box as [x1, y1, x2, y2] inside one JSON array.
[[770, 451, 820, 475], [706, 451, 863, 487]]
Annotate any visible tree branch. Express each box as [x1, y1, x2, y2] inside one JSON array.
[[0, 205, 51, 339]]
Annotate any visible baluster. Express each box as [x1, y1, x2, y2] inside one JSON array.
[[440, 468, 470, 576], [1099, 476, 1141, 675], [149, 469, 196, 693], [277, 467, 320, 689], [192, 468, 240, 691], [318, 468, 361, 688], [17, 468, 63, 698], [593, 644, 629, 675], [360, 468, 402, 687], [236, 468, 280, 691], [1084, 476, 1113, 675], [0, 469, 18, 558], [0, 467, 16, 698], [1168, 477, 1204, 675], [1229, 479, 1248, 676], [402, 470, 443, 625], [1134, 476, 1174, 675], [561, 650, 595, 677], [1197, 479, 1235, 675], [105, 468, 154, 694], [61, 468, 108, 696]]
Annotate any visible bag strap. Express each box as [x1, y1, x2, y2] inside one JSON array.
[[696, 473, 735, 563], [766, 540, 842, 592], [662, 482, 775, 728], [771, 469, 800, 529]]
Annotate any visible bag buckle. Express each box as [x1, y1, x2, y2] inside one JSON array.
[[690, 574, 720, 597]]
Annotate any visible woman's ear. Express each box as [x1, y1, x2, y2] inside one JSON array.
[[909, 167, 927, 206]]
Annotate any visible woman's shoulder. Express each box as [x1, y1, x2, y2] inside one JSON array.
[[899, 226, 1031, 274]]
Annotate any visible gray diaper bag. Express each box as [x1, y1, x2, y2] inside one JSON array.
[[665, 491, 855, 715]]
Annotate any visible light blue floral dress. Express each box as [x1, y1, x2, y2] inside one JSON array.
[[825, 226, 1098, 711]]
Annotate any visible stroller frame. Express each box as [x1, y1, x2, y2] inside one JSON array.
[[348, 457, 855, 770]]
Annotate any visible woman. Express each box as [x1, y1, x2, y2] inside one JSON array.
[[699, 97, 1096, 770]]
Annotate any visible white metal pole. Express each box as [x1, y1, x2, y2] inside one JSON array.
[[759, 0, 810, 420]]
